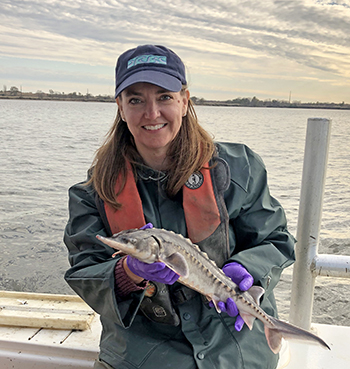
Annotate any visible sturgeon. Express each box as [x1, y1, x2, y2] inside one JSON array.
[[96, 228, 330, 353]]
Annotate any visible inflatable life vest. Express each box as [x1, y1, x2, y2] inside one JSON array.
[[99, 157, 231, 267]]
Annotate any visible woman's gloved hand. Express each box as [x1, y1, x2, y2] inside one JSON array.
[[126, 256, 180, 284], [223, 262, 254, 291], [210, 262, 254, 331]]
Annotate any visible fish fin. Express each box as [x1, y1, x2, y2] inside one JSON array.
[[209, 298, 222, 313], [265, 326, 283, 354], [240, 313, 256, 330], [238, 286, 263, 331], [161, 252, 189, 278], [267, 316, 331, 351], [247, 286, 265, 305]]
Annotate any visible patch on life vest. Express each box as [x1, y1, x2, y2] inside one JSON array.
[[185, 172, 204, 189]]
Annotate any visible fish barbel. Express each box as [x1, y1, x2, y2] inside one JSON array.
[[96, 228, 330, 353]]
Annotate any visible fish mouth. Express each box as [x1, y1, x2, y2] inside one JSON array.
[[143, 123, 167, 131]]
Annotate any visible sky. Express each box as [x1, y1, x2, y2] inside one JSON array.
[[1, 0, 350, 103]]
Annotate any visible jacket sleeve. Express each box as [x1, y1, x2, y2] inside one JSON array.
[[220, 143, 296, 298], [63, 181, 145, 328]]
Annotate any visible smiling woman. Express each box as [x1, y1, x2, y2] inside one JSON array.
[[89, 45, 215, 209], [63, 44, 296, 369]]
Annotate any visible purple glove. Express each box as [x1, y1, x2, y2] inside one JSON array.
[[223, 262, 254, 291], [126, 256, 180, 285], [140, 223, 153, 230], [211, 262, 254, 331]]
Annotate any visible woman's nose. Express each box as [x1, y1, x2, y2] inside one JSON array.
[[144, 100, 161, 120]]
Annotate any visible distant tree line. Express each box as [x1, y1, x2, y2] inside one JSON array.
[[191, 96, 350, 110], [0, 86, 114, 102], [1, 86, 349, 109]]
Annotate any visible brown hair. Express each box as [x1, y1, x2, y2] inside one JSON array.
[[88, 89, 215, 210]]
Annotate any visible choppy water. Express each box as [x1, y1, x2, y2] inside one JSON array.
[[0, 99, 349, 325]]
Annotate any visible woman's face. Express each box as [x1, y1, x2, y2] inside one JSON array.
[[117, 82, 189, 166]]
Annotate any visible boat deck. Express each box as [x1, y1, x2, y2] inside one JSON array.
[[0, 313, 101, 369], [0, 314, 349, 369]]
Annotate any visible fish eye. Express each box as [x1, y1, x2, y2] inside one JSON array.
[[120, 235, 136, 244]]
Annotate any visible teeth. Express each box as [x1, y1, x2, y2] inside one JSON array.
[[144, 124, 165, 131]]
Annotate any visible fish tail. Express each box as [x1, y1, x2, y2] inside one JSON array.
[[264, 316, 331, 354]]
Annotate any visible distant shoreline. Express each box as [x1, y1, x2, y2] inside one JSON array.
[[1, 93, 349, 110], [0, 95, 114, 103]]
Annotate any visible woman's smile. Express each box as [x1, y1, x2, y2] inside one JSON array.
[[143, 123, 167, 131]]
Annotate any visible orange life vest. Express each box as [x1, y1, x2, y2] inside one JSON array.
[[104, 161, 221, 244]]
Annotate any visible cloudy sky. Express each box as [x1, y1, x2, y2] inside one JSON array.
[[1, 0, 350, 102]]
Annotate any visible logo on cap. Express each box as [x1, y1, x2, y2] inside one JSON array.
[[128, 55, 167, 69]]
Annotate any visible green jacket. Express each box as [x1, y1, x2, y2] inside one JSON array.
[[64, 142, 296, 369]]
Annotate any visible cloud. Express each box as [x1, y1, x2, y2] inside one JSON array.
[[1, 0, 350, 101]]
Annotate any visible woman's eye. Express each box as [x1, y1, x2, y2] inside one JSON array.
[[160, 94, 172, 101], [129, 97, 142, 104]]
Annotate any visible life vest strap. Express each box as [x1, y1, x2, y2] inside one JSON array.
[[104, 161, 145, 235], [183, 166, 221, 243]]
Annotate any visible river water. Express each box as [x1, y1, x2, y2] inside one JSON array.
[[0, 99, 349, 325]]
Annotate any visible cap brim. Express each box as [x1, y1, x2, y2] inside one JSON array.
[[115, 70, 182, 97]]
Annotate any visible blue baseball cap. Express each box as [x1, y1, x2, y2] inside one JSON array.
[[115, 45, 187, 98]]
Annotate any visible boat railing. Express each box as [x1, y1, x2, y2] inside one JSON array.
[[289, 118, 350, 330]]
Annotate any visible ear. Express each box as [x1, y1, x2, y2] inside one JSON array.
[[182, 89, 190, 117], [116, 97, 126, 121]]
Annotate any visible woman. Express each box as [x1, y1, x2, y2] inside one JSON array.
[[64, 44, 295, 369]]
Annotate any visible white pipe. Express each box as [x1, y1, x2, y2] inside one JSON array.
[[313, 254, 350, 278], [289, 118, 332, 330]]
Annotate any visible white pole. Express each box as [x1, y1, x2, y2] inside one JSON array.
[[289, 118, 332, 330]]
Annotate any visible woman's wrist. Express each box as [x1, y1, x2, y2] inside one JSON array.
[[122, 257, 145, 284]]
